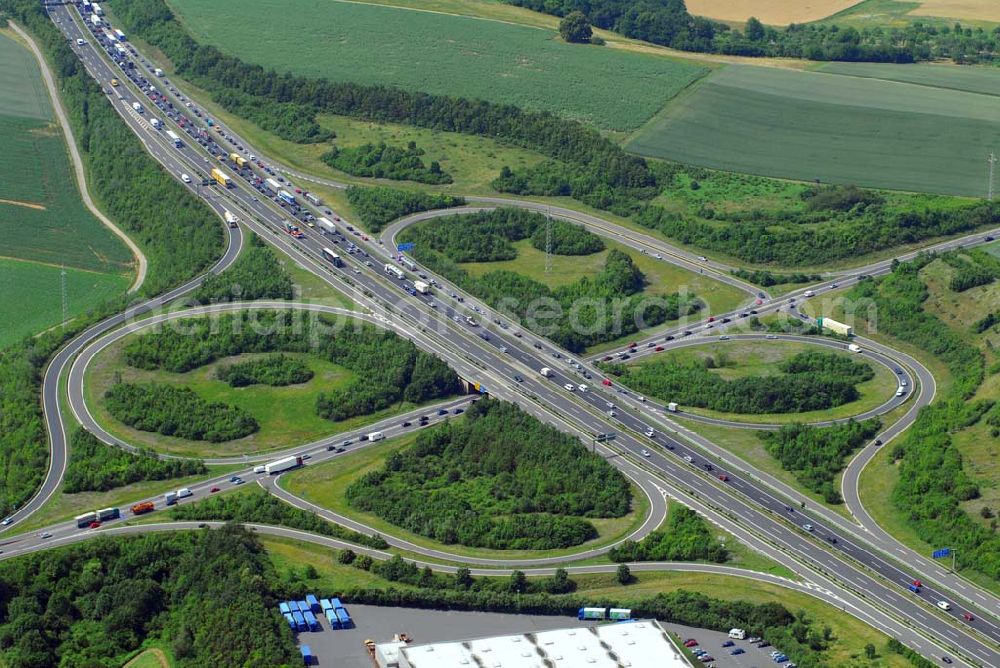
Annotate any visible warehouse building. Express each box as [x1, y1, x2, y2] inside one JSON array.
[[381, 620, 691, 668]]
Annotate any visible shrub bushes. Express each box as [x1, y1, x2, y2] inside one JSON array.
[[217, 354, 313, 387], [192, 233, 293, 304], [64, 429, 206, 493], [609, 506, 728, 563], [322, 142, 452, 184], [346, 186, 465, 232]]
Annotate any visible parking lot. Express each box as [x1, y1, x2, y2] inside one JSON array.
[[289, 604, 799, 667]]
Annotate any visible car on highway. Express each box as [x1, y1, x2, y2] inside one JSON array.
[[180, 173, 191, 183], [564, 383, 575, 391], [39, 532, 52, 539], [513, 375, 524, 383], [683, 455, 694, 463], [76, 37, 85, 45], [401, 421, 412, 427], [1, 517, 12, 526], [683, 639, 698, 648], [453, 408, 464, 415], [766, 334, 778, 339], [802, 524, 814, 532], [641, 449, 650, 457], [937, 600, 951, 611], [230, 476, 243, 485], [438, 408, 450, 415], [210, 487, 220, 493], [88, 521, 101, 529], [718, 474, 729, 482], [963, 612, 975, 621]]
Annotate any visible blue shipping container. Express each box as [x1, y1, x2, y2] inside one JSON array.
[[300, 644, 313, 666], [325, 609, 340, 629], [303, 611, 320, 631], [330, 598, 343, 609], [284, 613, 295, 630], [297, 601, 309, 615], [292, 611, 306, 632], [335, 607, 351, 627], [320, 598, 334, 612], [279, 602, 291, 615], [305, 594, 320, 612]]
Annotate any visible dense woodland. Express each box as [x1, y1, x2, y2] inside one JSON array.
[[602, 351, 872, 414], [608, 506, 728, 563], [216, 353, 313, 387], [169, 487, 389, 549], [121, 310, 460, 422], [64, 429, 206, 493], [322, 142, 452, 184], [0, 526, 298, 668], [192, 234, 293, 304], [105, 382, 260, 442], [759, 420, 882, 504], [940, 249, 1000, 293], [346, 399, 632, 550], [346, 186, 464, 232], [848, 259, 1000, 580], [505, 0, 1000, 64], [401, 210, 697, 352]]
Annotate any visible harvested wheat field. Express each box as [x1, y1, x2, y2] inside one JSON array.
[[686, 0, 864, 24], [909, 0, 1000, 23]]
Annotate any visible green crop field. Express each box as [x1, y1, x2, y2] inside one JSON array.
[[0, 258, 130, 348], [626, 64, 1000, 196], [0, 31, 51, 120], [168, 0, 708, 131]]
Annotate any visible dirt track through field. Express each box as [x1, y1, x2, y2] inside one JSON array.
[[686, 0, 865, 24], [0, 197, 45, 210]]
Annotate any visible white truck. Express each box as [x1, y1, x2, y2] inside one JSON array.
[[540, 367, 553, 378], [166, 129, 181, 147], [413, 280, 431, 295], [264, 455, 304, 474], [265, 177, 282, 192], [176, 488, 193, 499], [666, 402, 679, 412], [154, 67, 164, 77], [224, 210, 239, 229], [92, 2, 103, 15], [848, 343, 862, 353], [131, 102, 143, 114], [367, 431, 385, 442], [150, 118, 161, 129], [728, 628, 747, 640], [316, 217, 336, 234], [90, 14, 101, 27]]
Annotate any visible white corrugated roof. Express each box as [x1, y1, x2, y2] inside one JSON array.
[[399, 620, 690, 668]]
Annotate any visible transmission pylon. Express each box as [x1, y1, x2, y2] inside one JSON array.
[[545, 214, 552, 275], [989, 152, 998, 201]]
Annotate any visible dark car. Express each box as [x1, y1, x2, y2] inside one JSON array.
[[402, 421, 412, 427], [438, 408, 449, 416], [453, 408, 464, 414]]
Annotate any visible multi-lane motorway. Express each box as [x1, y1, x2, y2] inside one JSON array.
[[7, 2, 1000, 665]]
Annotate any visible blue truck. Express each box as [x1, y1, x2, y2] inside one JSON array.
[[300, 644, 313, 666], [305, 594, 320, 613], [325, 609, 340, 629], [291, 611, 307, 632], [303, 611, 320, 631], [335, 606, 352, 628]]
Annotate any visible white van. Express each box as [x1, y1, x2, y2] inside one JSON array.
[[578, 384, 588, 392], [176, 488, 193, 499], [367, 431, 385, 442], [728, 628, 747, 640], [848, 343, 862, 353], [896, 387, 906, 397], [803, 290, 815, 298]]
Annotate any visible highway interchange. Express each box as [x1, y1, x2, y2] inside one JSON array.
[[4, 2, 1000, 665]]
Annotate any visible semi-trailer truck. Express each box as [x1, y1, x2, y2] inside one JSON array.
[[305, 193, 322, 206], [413, 281, 431, 294], [76, 511, 98, 528], [114, 28, 126, 41], [384, 264, 404, 280], [316, 217, 336, 234], [224, 210, 239, 229], [322, 247, 342, 267], [210, 168, 232, 188], [264, 455, 304, 474], [278, 189, 296, 205], [265, 177, 281, 192], [229, 153, 247, 169], [90, 13, 101, 26], [97, 507, 120, 522]]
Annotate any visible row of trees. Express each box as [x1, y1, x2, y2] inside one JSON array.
[[105, 382, 259, 442], [602, 351, 869, 414], [346, 399, 632, 550], [169, 487, 389, 549], [848, 259, 1000, 580], [608, 506, 728, 563], [192, 233, 293, 304], [322, 142, 452, 185], [345, 186, 464, 232], [505, 0, 1000, 64], [731, 268, 821, 288], [0, 526, 297, 668], [122, 310, 461, 423], [64, 429, 206, 493], [758, 420, 882, 504], [217, 353, 313, 387]]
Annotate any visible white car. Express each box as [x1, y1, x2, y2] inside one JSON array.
[[1, 517, 12, 526], [607, 410, 617, 418], [180, 173, 191, 183], [683, 454, 694, 463], [937, 601, 951, 611], [39, 532, 52, 539], [641, 449, 651, 457], [644, 429, 655, 438], [564, 383, 575, 391], [76, 38, 85, 46], [578, 384, 588, 392], [802, 524, 814, 532]]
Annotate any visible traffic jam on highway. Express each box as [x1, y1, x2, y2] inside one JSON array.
[[27, 3, 1000, 664]]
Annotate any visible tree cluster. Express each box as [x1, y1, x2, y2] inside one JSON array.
[[105, 382, 259, 442], [758, 420, 882, 504], [503, 0, 1000, 64], [64, 428, 206, 493], [121, 310, 460, 423], [731, 268, 821, 287], [608, 506, 728, 563], [941, 250, 1000, 293], [169, 487, 388, 549], [847, 259, 1000, 580], [0, 526, 297, 668], [602, 350, 870, 414], [217, 353, 313, 387], [345, 186, 464, 232], [634, 192, 1000, 267], [345, 399, 632, 550], [401, 212, 697, 352], [192, 233, 293, 304], [321, 141, 452, 185]]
